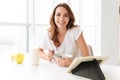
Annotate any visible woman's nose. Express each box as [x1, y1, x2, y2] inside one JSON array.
[[60, 16, 64, 21]]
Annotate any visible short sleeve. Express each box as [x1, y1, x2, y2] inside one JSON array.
[[39, 31, 50, 50], [72, 26, 83, 40]]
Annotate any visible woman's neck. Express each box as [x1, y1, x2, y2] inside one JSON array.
[[57, 28, 67, 45], [58, 28, 67, 36]]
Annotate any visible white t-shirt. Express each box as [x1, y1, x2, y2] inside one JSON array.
[[40, 26, 83, 57]]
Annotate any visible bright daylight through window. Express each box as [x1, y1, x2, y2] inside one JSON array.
[[0, 0, 101, 56]]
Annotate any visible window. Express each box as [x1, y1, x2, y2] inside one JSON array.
[[0, 0, 27, 53], [79, 0, 101, 55], [0, 0, 101, 56]]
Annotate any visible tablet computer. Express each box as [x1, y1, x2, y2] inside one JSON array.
[[67, 56, 109, 73]]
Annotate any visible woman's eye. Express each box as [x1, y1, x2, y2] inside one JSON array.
[[64, 14, 69, 17], [56, 14, 60, 16]]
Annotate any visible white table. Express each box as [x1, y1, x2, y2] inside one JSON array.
[[101, 65, 120, 80], [0, 52, 91, 80], [0, 52, 120, 80]]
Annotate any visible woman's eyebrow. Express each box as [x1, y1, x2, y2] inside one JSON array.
[[56, 11, 68, 14]]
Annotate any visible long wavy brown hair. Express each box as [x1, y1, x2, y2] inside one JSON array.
[[48, 3, 77, 47]]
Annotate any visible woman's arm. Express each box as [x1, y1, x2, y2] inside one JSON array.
[[39, 48, 54, 61], [53, 56, 73, 67], [76, 33, 89, 56]]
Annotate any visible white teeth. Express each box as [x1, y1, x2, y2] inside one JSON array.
[[59, 22, 64, 25], [60, 23, 64, 25]]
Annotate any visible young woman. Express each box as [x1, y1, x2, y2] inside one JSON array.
[[39, 3, 89, 67]]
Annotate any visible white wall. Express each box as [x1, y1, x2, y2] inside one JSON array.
[[101, 0, 119, 65]]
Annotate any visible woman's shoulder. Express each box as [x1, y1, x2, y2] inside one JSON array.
[[41, 29, 50, 39], [68, 25, 83, 40], [69, 25, 81, 32]]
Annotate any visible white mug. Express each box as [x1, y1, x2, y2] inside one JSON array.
[[29, 48, 39, 66]]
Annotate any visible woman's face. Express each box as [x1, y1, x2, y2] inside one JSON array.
[[54, 7, 70, 29]]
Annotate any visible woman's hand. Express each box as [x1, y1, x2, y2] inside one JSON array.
[[46, 49, 54, 61], [53, 56, 73, 67], [39, 48, 54, 61]]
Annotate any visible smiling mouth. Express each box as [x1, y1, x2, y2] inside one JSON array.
[[59, 22, 65, 25]]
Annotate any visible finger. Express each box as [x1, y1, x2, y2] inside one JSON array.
[[49, 52, 54, 55], [48, 52, 53, 55]]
